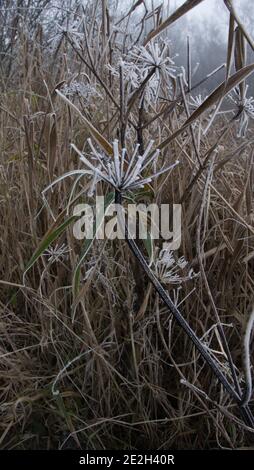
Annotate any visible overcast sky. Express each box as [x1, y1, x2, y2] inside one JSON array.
[[121, 0, 253, 44], [171, 0, 252, 40], [130, 0, 254, 92]]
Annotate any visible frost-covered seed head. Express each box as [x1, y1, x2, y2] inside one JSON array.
[[154, 248, 197, 285], [228, 86, 254, 137], [71, 139, 179, 192]]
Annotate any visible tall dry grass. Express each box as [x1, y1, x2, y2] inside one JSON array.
[[0, 0, 254, 449]]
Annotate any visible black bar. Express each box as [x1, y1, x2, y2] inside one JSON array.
[[1, 450, 254, 466]]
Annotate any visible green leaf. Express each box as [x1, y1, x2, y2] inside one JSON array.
[[24, 215, 78, 277], [135, 208, 154, 263], [72, 192, 115, 296], [143, 230, 153, 264]]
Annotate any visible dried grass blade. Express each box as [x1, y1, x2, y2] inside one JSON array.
[[144, 0, 205, 45], [56, 90, 113, 156], [158, 63, 254, 150]]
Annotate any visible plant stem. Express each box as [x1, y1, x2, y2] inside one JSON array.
[[115, 190, 254, 429]]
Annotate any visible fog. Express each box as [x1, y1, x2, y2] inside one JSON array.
[[120, 0, 253, 42], [119, 0, 254, 93], [1, 0, 253, 94]]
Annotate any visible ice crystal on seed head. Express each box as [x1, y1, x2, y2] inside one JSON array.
[[71, 139, 179, 192], [228, 86, 254, 137], [61, 81, 102, 101], [154, 248, 197, 285], [44, 243, 71, 263], [48, 21, 84, 48], [129, 41, 176, 80], [117, 39, 176, 80]]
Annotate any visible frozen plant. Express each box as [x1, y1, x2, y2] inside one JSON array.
[[107, 61, 140, 90], [71, 139, 179, 192], [228, 86, 254, 137], [61, 81, 102, 101], [188, 94, 207, 110], [47, 19, 84, 50], [129, 40, 176, 80], [43, 243, 71, 263], [107, 40, 177, 108], [154, 247, 197, 285], [142, 74, 161, 109]]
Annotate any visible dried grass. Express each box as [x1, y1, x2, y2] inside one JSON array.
[[0, 0, 254, 450]]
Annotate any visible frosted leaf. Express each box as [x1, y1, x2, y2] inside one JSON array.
[[71, 139, 179, 192]]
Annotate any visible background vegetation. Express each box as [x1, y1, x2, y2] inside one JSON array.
[[0, 0, 254, 449]]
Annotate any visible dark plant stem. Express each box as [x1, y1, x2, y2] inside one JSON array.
[[119, 63, 126, 148], [137, 95, 145, 155], [115, 190, 254, 429]]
